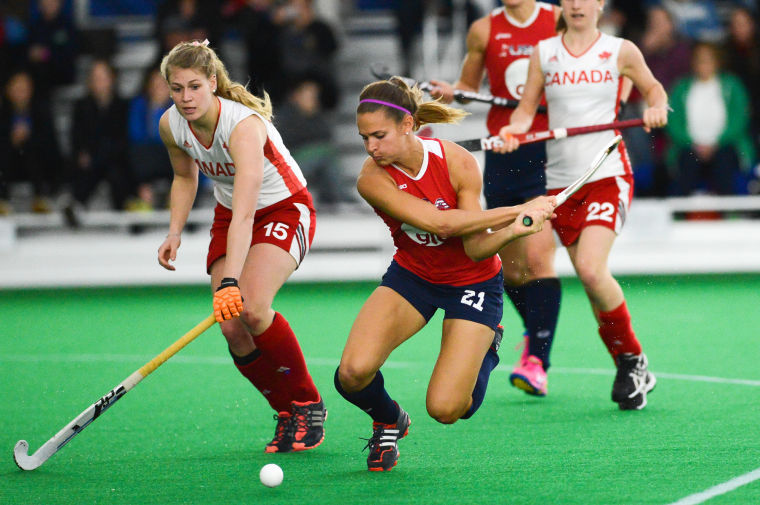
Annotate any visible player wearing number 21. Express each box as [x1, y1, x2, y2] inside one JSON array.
[[429, 0, 562, 399], [334, 77, 556, 471], [495, 0, 668, 410], [156, 40, 326, 453]]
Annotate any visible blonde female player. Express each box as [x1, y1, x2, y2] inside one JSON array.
[[429, 0, 562, 398], [334, 77, 556, 471], [156, 40, 326, 452], [495, 0, 667, 410]]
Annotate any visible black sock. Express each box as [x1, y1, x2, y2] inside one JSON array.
[[334, 368, 400, 424], [228, 347, 262, 366], [504, 277, 561, 370], [461, 347, 499, 419]]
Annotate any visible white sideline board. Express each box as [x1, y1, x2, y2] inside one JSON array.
[[1, 199, 760, 288]]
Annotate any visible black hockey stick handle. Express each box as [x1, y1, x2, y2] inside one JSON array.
[[368, 63, 546, 112]]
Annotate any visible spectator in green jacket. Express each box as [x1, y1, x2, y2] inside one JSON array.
[[665, 42, 756, 195]]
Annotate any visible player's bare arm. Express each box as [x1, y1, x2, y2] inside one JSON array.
[[454, 16, 490, 93], [429, 16, 489, 102], [508, 49, 544, 133], [223, 115, 266, 280], [618, 40, 668, 131], [454, 156, 555, 262], [158, 111, 200, 270], [357, 151, 515, 239], [495, 49, 545, 153]]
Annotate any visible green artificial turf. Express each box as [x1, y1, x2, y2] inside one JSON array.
[[1, 275, 759, 504]]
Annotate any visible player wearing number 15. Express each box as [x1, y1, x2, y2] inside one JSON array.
[[334, 77, 556, 471], [496, 0, 668, 410], [156, 40, 326, 453]]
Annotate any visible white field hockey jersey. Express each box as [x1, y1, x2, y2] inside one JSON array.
[[168, 96, 306, 209], [538, 32, 632, 189]]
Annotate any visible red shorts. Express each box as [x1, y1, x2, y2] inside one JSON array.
[[206, 189, 316, 273], [548, 174, 633, 247]]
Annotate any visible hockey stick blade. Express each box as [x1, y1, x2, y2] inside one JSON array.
[[13, 314, 216, 470]]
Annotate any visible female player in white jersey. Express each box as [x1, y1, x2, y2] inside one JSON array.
[[156, 40, 326, 451], [334, 77, 556, 471], [429, 0, 561, 398], [495, 0, 668, 410]]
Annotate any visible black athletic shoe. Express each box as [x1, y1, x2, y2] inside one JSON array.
[[612, 353, 657, 410], [265, 412, 293, 453], [365, 407, 411, 471], [290, 398, 327, 451], [491, 324, 504, 353]]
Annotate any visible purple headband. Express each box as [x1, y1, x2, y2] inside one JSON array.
[[359, 99, 412, 116]]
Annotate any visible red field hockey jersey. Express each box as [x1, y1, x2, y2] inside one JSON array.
[[374, 137, 502, 286], [483, 2, 556, 135]]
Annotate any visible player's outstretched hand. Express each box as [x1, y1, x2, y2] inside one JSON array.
[[214, 278, 244, 323], [494, 125, 521, 153], [428, 79, 455, 104], [158, 234, 181, 271]]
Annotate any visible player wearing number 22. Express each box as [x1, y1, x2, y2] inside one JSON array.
[[156, 40, 326, 453], [334, 77, 556, 471], [496, 0, 668, 410]]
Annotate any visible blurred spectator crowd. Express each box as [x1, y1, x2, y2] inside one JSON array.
[[1, 0, 759, 223], [393, 0, 760, 198], [603, 0, 760, 197], [0, 0, 355, 222]]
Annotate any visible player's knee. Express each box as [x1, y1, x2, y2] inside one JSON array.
[[575, 263, 604, 291], [502, 266, 528, 286], [219, 320, 249, 348], [426, 396, 466, 425], [336, 362, 373, 393], [240, 301, 272, 333]]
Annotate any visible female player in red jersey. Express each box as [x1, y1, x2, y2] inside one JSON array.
[[334, 77, 556, 471], [429, 0, 561, 398], [496, 0, 668, 410], [156, 40, 326, 452]]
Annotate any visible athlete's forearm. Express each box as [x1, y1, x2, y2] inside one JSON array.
[[462, 226, 516, 261], [222, 216, 254, 280], [167, 173, 198, 235], [508, 107, 535, 134], [643, 82, 668, 110], [436, 206, 520, 238]]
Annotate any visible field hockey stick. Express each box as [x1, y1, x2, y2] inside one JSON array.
[[456, 118, 643, 152], [521, 135, 623, 227], [13, 314, 217, 471], [369, 62, 547, 113]]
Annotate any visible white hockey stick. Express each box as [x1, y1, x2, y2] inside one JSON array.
[[522, 135, 623, 226], [13, 314, 216, 471]]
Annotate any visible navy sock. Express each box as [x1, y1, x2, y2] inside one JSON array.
[[461, 347, 500, 420], [504, 277, 561, 370], [334, 368, 400, 424], [228, 347, 261, 366]]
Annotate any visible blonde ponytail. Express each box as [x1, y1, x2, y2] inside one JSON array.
[[160, 39, 273, 120]]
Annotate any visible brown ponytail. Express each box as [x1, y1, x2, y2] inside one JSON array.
[[357, 77, 468, 129]]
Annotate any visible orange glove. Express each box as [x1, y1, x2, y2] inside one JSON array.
[[213, 278, 244, 323]]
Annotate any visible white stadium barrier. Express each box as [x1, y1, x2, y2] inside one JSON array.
[[1, 196, 759, 288]]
